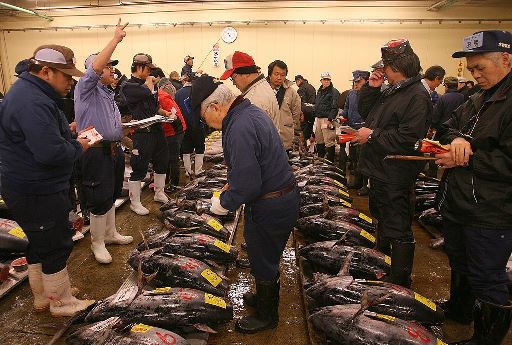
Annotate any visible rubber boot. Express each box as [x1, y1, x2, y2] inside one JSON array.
[[153, 173, 169, 203], [128, 180, 149, 215], [243, 274, 280, 308], [438, 270, 475, 324], [357, 176, 370, 196], [451, 300, 512, 345], [28, 263, 50, 311], [104, 206, 133, 245], [325, 146, 335, 164], [385, 240, 415, 288], [194, 154, 205, 176], [236, 279, 280, 333], [348, 173, 363, 190], [182, 154, 193, 177], [375, 235, 392, 256], [316, 143, 326, 158], [42, 267, 95, 317], [89, 212, 112, 264]]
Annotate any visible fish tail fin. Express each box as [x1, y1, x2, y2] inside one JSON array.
[[337, 250, 353, 276]]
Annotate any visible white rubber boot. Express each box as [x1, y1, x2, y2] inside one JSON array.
[[153, 173, 169, 203], [104, 205, 133, 245], [89, 213, 112, 264], [194, 154, 205, 176], [129, 180, 149, 215], [28, 263, 50, 312], [42, 267, 95, 317], [183, 154, 193, 177]]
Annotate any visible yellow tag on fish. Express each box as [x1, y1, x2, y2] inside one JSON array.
[[358, 213, 373, 224], [213, 191, 221, 198], [153, 287, 172, 294], [414, 292, 437, 311], [8, 226, 26, 239], [333, 180, 344, 187], [338, 189, 350, 197], [131, 324, 153, 333], [207, 219, 223, 231], [340, 199, 352, 207], [359, 230, 376, 243], [201, 268, 222, 287], [375, 313, 396, 322], [385, 255, 392, 265], [213, 239, 231, 253], [204, 293, 227, 309], [437, 339, 448, 345]]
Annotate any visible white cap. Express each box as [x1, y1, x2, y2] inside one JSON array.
[[457, 77, 467, 83], [320, 72, 331, 80]]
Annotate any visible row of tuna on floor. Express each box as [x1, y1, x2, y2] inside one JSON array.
[[289, 154, 448, 345]]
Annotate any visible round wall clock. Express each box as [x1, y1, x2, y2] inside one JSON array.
[[221, 26, 238, 44]]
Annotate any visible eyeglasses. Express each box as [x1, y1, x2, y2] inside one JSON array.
[[230, 73, 238, 82], [201, 102, 218, 119]]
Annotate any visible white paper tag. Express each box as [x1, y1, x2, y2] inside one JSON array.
[[464, 32, 484, 51]]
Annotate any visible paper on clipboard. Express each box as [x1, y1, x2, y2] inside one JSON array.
[[78, 127, 103, 145], [122, 115, 174, 129]]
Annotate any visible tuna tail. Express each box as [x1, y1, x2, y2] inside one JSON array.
[[46, 305, 96, 345], [139, 230, 149, 251], [193, 324, 217, 333], [136, 260, 159, 294], [337, 251, 353, 276], [322, 194, 331, 214]]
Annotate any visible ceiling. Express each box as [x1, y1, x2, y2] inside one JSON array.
[[0, 0, 509, 17]]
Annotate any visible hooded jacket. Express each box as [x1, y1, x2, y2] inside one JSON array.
[[158, 89, 187, 137], [241, 74, 280, 131], [357, 74, 432, 185], [436, 71, 512, 229], [0, 72, 83, 194]]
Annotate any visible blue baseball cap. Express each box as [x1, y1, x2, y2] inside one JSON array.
[[351, 70, 370, 81], [452, 30, 512, 58]]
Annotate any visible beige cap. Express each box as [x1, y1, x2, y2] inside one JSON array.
[[32, 44, 83, 77]]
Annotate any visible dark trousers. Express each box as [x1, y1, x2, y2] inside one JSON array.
[[130, 130, 169, 181], [81, 145, 125, 215], [301, 120, 314, 141], [166, 133, 184, 186], [369, 179, 415, 242], [443, 220, 512, 305], [181, 125, 205, 154], [244, 188, 300, 281], [2, 189, 73, 274]]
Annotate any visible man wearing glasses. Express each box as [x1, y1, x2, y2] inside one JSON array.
[[74, 20, 133, 264], [190, 75, 299, 334], [353, 38, 432, 288]]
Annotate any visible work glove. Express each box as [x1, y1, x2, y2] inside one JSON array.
[[210, 192, 229, 216]]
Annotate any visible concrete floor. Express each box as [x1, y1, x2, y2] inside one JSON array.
[[0, 182, 511, 344]]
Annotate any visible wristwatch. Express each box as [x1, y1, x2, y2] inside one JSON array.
[[367, 132, 373, 143]]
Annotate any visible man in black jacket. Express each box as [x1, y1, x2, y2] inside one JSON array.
[[432, 76, 465, 132], [354, 39, 432, 288], [314, 72, 340, 162], [435, 30, 512, 344], [295, 75, 316, 143]]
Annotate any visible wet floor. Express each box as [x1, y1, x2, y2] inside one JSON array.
[[0, 179, 511, 344]]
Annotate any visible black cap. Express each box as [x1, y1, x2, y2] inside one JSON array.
[[14, 59, 30, 77], [351, 70, 370, 81], [294, 74, 304, 81], [452, 30, 512, 58], [373, 38, 415, 68], [190, 75, 223, 113]]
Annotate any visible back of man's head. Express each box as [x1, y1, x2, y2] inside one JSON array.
[[424, 65, 446, 81]]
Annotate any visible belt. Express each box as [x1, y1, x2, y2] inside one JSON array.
[[90, 141, 121, 156], [258, 183, 296, 201]]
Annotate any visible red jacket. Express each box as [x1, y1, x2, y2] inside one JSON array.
[[158, 89, 187, 137]]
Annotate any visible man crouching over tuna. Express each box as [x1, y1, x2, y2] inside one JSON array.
[[189, 75, 300, 334]]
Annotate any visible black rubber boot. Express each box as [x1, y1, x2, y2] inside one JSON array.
[[357, 177, 369, 196], [348, 173, 363, 190], [384, 240, 415, 288], [451, 299, 512, 345], [375, 236, 392, 256], [325, 146, 335, 164], [438, 270, 475, 324], [236, 279, 280, 333], [243, 274, 280, 308], [316, 144, 326, 158]]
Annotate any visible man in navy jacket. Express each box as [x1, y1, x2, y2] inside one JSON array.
[[0, 45, 94, 317], [190, 75, 300, 334]]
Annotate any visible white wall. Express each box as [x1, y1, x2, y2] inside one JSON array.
[[0, 1, 511, 93]]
